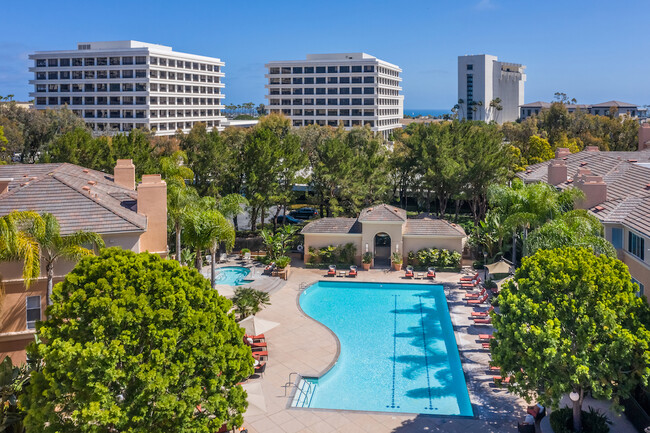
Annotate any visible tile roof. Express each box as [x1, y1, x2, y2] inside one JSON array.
[[300, 218, 361, 234], [404, 215, 466, 237], [590, 100, 637, 108], [517, 149, 650, 237], [0, 163, 146, 235], [358, 204, 406, 222]]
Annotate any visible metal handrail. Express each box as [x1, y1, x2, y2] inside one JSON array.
[[296, 380, 313, 408], [283, 372, 299, 396]]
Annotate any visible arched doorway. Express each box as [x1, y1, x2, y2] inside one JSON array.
[[374, 233, 391, 268]]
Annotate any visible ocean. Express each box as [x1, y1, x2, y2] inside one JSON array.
[[404, 109, 452, 118]]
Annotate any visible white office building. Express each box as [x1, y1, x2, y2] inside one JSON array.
[[457, 54, 525, 124], [265, 53, 403, 138], [29, 41, 226, 135]]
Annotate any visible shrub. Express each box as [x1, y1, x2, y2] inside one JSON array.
[[407, 251, 416, 265], [410, 248, 461, 269], [240, 248, 250, 255], [275, 255, 291, 269], [232, 287, 271, 320], [308, 246, 320, 264], [362, 252, 373, 264], [308, 243, 357, 265], [549, 407, 611, 433]]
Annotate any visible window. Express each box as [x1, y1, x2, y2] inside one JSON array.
[[363, 65, 374, 73], [48, 58, 58, 67], [351, 88, 362, 94], [327, 66, 337, 73], [84, 58, 95, 66], [632, 278, 645, 297], [110, 57, 120, 66], [352, 77, 362, 83], [467, 64, 473, 70], [122, 56, 133, 65], [611, 228, 623, 249], [292, 67, 302, 74], [339, 88, 350, 95], [135, 56, 147, 65], [122, 70, 133, 79], [364, 87, 374, 94], [340, 66, 350, 73], [327, 88, 338, 95], [328, 77, 338, 84], [316, 88, 326, 95], [304, 66, 314, 73], [316, 98, 326, 105], [364, 76, 374, 83], [72, 58, 83, 66], [60, 58, 70, 67], [628, 231, 645, 260], [97, 57, 107, 66], [304, 77, 314, 84], [26, 296, 41, 329], [340, 77, 350, 84], [48, 71, 58, 80], [316, 66, 325, 73], [36, 59, 46, 67], [315, 77, 325, 84], [351, 66, 362, 73]]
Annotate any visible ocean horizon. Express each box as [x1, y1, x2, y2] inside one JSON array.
[[404, 108, 452, 117]]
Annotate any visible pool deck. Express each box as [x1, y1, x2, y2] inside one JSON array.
[[236, 262, 636, 433]]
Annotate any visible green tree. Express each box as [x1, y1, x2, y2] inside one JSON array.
[[0, 355, 40, 433], [491, 247, 650, 432], [0, 211, 41, 287], [231, 287, 271, 320], [24, 248, 253, 432], [27, 213, 104, 305]]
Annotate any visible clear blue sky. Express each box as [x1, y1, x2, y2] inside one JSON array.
[[2, 0, 648, 109]]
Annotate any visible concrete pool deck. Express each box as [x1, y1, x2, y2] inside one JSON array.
[[234, 263, 635, 433]]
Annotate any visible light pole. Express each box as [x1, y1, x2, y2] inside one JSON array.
[[483, 251, 488, 282]]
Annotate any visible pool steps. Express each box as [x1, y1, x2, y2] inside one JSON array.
[[291, 378, 317, 408]]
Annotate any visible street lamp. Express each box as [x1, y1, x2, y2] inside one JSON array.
[[569, 391, 580, 402], [483, 251, 488, 281]]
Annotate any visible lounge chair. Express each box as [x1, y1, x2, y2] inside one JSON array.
[[327, 265, 336, 277], [404, 266, 414, 278], [245, 334, 265, 342], [464, 287, 487, 299], [252, 351, 268, 360], [219, 253, 228, 263], [473, 317, 492, 325], [493, 375, 511, 385], [466, 293, 489, 305], [478, 334, 494, 341], [427, 267, 436, 279], [460, 272, 479, 282], [460, 279, 479, 288], [250, 346, 267, 352], [254, 361, 266, 377], [264, 262, 276, 275], [244, 337, 267, 348], [472, 306, 495, 317], [243, 252, 251, 261], [348, 265, 358, 277], [481, 342, 491, 349]]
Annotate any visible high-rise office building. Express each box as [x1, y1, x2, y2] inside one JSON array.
[[457, 54, 525, 123], [29, 41, 225, 135], [265, 53, 403, 138]]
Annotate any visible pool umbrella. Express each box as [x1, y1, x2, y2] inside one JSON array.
[[485, 259, 513, 276], [241, 382, 267, 417], [238, 315, 279, 336]]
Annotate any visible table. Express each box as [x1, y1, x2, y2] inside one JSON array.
[[338, 270, 347, 277], [416, 272, 425, 279]]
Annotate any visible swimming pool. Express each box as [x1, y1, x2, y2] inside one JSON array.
[[214, 266, 252, 286], [295, 281, 473, 416]]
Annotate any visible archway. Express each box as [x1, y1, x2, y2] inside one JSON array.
[[374, 233, 391, 268]]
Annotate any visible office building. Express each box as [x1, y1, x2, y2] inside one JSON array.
[[29, 41, 226, 135], [520, 100, 638, 120], [265, 53, 403, 138], [457, 54, 525, 123]]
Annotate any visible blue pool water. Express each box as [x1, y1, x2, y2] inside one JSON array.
[[214, 266, 251, 286], [297, 281, 473, 416]]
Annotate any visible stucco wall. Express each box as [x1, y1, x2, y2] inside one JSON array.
[[0, 333, 36, 364], [620, 251, 650, 302], [360, 221, 404, 261], [303, 234, 363, 265]]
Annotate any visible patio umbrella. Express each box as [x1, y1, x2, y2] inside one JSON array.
[[238, 315, 279, 336], [241, 382, 267, 417], [486, 259, 513, 275]]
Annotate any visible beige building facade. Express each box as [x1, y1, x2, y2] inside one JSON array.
[[0, 160, 167, 363]]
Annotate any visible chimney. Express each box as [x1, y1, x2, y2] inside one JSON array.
[[639, 123, 650, 150], [585, 146, 599, 152], [547, 160, 567, 185], [137, 174, 168, 256], [575, 172, 607, 209], [114, 159, 136, 190], [0, 178, 13, 195], [555, 147, 571, 159]]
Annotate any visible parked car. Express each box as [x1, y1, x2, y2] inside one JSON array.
[[289, 207, 319, 220], [275, 214, 303, 225]]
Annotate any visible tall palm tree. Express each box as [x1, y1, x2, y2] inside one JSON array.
[[476, 101, 484, 121], [0, 211, 41, 287], [28, 213, 104, 305]]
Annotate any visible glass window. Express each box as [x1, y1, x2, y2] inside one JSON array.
[[316, 88, 326, 95], [304, 88, 314, 95], [327, 99, 337, 105], [122, 70, 133, 79], [364, 76, 374, 83], [340, 98, 350, 105], [304, 77, 314, 84], [363, 65, 374, 73], [135, 70, 146, 78], [48, 71, 58, 79], [84, 58, 95, 66], [97, 57, 107, 66], [340, 77, 350, 84], [84, 71, 94, 79], [316, 66, 326, 73], [36, 59, 46, 67], [611, 228, 623, 249], [316, 98, 326, 105], [84, 83, 94, 92], [364, 87, 374, 94], [340, 88, 350, 95], [467, 64, 473, 70], [628, 232, 645, 260], [292, 67, 302, 74], [328, 66, 337, 73], [48, 97, 58, 105], [97, 70, 107, 79], [135, 56, 147, 65], [364, 98, 374, 105], [48, 58, 58, 67], [632, 278, 645, 297], [351, 66, 362, 73], [26, 296, 41, 329], [36, 97, 46, 105], [60, 58, 70, 67], [110, 70, 120, 79], [292, 77, 303, 85], [315, 77, 325, 84], [351, 88, 362, 94], [122, 57, 133, 65], [340, 66, 350, 73], [304, 66, 314, 73], [327, 88, 338, 95], [328, 77, 338, 84], [352, 77, 362, 83], [72, 58, 83, 66], [110, 57, 120, 65]]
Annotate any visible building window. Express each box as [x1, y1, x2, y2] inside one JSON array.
[[628, 231, 645, 261], [632, 278, 645, 297], [316, 66, 325, 73], [467, 64, 473, 70], [26, 296, 41, 329], [611, 228, 623, 249]]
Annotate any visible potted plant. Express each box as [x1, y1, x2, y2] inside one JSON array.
[[362, 252, 373, 271], [391, 252, 403, 271], [274, 255, 292, 280]]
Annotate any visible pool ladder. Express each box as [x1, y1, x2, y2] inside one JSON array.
[[284, 372, 316, 408]]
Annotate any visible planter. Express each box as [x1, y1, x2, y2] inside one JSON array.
[[362, 263, 371, 271], [393, 263, 402, 271], [273, 264, 291, 280]]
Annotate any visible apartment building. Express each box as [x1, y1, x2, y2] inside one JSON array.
[[520, 100, 638, 120], [458, 54, 526, 123], [0, 160, 167, 362], [29, 41, 226, 135], [265, 53, 404, 139], [517, 146, 650, 300]]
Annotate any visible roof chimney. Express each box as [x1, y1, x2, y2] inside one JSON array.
[[0, 178, 13, 195], [137, 174, 168, 256], [575, 172, 607, 209], [114, 159, 136, 190], [555, 148, 571, 159], [585, 146, 599, 152], [639, 123, 650, 151], [547, 160, 567, 185]]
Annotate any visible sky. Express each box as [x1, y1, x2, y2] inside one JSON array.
[[2, 0, 649, 109]]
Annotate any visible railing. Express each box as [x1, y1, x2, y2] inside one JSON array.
[[298, 282, 307, 291], [283, 372, 299, 396]]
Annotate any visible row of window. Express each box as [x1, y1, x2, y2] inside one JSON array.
[[75, 109, 220, 119], [35, 83, 221, 95], [269, 98, 376, 106], [287, 118, 378, 127], [270, 87, 375, 95], [35, 70, 221, 83], [35, 96, 222, 106], [270, 65, 376, 74], [35, 56, 221, 72], [269, 76, 375, 85], [85, 120, 220, 132], [283, 108, 399, 117]]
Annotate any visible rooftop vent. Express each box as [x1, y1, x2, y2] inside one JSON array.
[[87, 180, 97, 186], [83, 169, 90, 173], [629, 159, 638, 163], [594, 205, 605, 212], [580, 162, 588, 166]]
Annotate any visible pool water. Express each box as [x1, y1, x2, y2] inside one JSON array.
[[214, 266, 251, 286], [296, 281, 473, 416]]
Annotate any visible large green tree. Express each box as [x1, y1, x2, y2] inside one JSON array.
[[491, 247, 650, 432], [24, 248, 253, 432]]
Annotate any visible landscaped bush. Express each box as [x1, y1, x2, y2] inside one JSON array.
[[410, 248, 461, 269], [549, 407, 611, 433], [308, 243, 357, 265], [275, 256, 291, 269]]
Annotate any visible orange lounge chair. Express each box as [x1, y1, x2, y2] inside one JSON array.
[[404, 266, 414, 278], [327, 265, 336, 277], [245, 339, 267, 348], [467, 293, 489, 305], [473, 317, 492, 325], [471, 306, 494, 317], [464, 288, 487, 299], [481, 342, 491, 349], [478, 334, 494, 341], [252, 351, 268, 359], [489, 366, 500, 371], [460, 279, 479, 288], [245, 334, 265, 341], [460, 272, 479, 282], [427, 267, 436, 279], [254, 361, 266, 377], [348, 265, 358, 277], [493, 375, 511, 385], [251, 346, 267, 352]]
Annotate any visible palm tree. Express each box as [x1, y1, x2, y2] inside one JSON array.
[[489, 98, 503, 123], [0, 211, 41, 287], [28, 213, 104, 305], [457, 99, 465, 119], [476, 101, 484, 121]]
